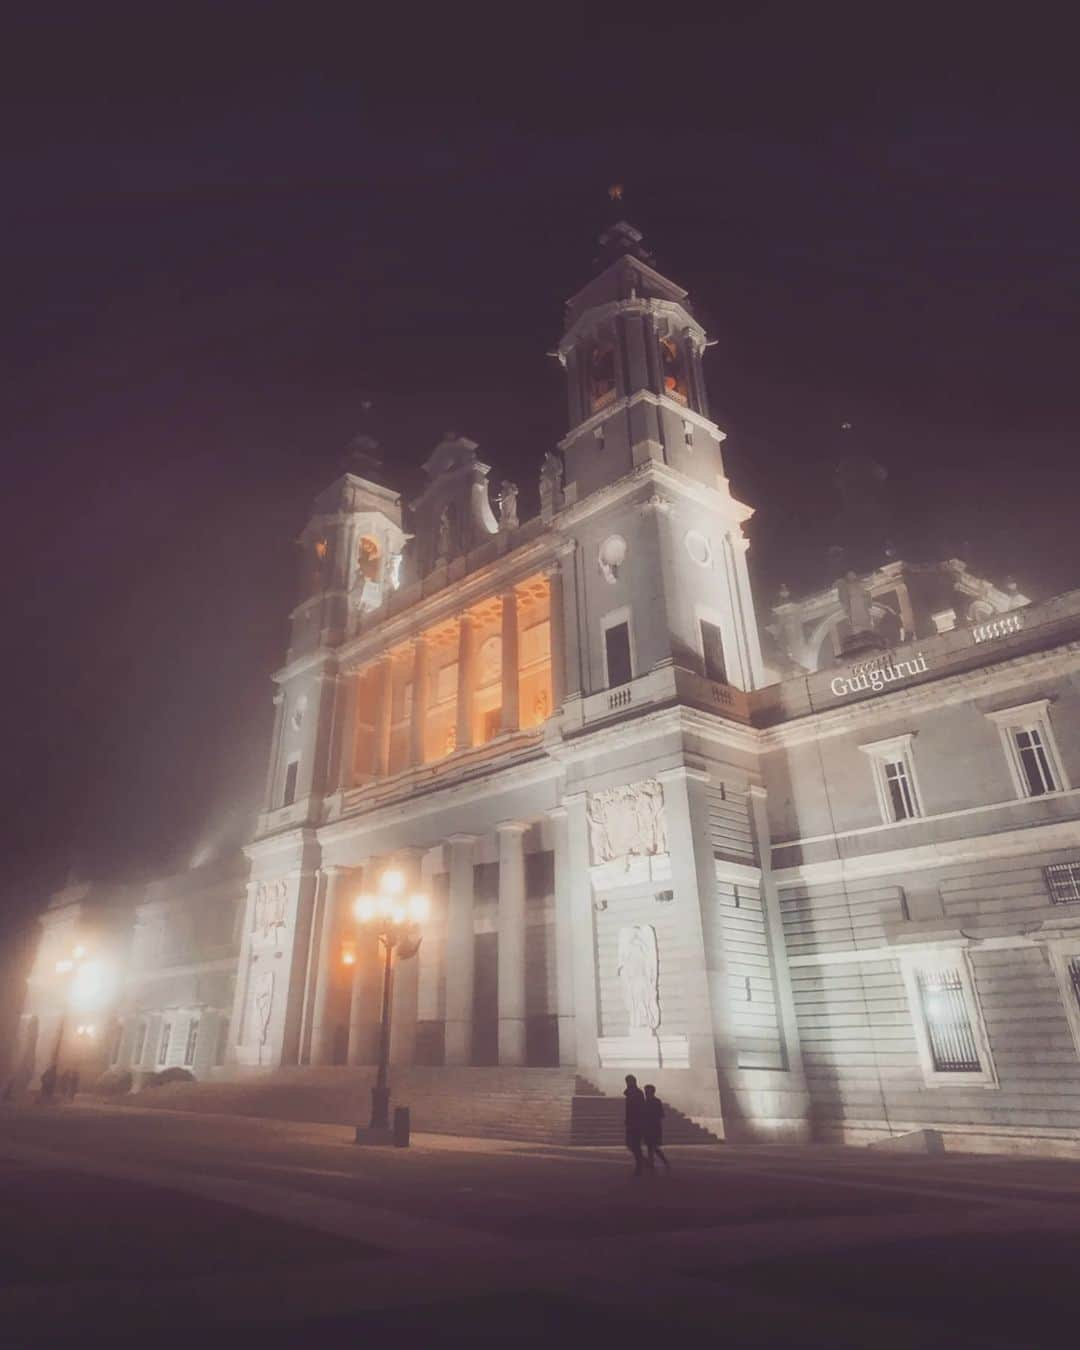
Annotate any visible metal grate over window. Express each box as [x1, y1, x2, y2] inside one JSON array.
[[1069, 957, 1080, 1013], [916, 967, 981, 1073], [1045, 862, 1080, 906]]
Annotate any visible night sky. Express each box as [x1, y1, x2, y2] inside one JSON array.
[[3, 6, 1078, 925]]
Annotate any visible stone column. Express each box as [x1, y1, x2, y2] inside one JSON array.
[[444, 835, 476, 1065], [455, 614, 475, 751], [562, 793, 599, 1068], [500, 589, 520, 733], [346, 931, 381, 1066], [546, 565, 566, 711], [409, 637, 430, 767], [389, 850, 423, 1066], [262, 691, 286, 810], [558, 542, 583, 702], [496, 821, 529, 1065], [546, 807, 576, 1065], [335, 671, 360, 792], [373, 654, 393, 777], [309, 866, 353, 1065]]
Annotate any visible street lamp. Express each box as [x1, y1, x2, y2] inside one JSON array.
[[50, 944, 90, 1082], [350, 867, 429, 1136]]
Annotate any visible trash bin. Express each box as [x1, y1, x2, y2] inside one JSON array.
[[393, 1105, 410, 1148]]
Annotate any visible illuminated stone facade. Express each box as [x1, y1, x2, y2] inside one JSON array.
[[13, 230, 1080, 1154]]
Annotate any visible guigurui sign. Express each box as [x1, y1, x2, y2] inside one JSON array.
[[830, 652, 930, 698]]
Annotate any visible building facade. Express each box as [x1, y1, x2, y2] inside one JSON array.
[[14, 228, 1080, 1153]]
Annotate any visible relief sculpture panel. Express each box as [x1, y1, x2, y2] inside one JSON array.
[[586, 778, 668, 866]]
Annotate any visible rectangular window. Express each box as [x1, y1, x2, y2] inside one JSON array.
[[214, 1018, 230, 1067], [859, 734, 922, 824], [1014, 727, 1057, 796], [158, 1022, 172, 1066], [916, 967, 981, 1073], [133, 1021, 147, 1065], [1070, 957, 1080, 1013], [282, 759, 299, 807], [700, 620, 726, 684], [183, 1019, 200, 1067], [883, 758, 917, 821], [604, 621, 632, 688], [1046, 862, 1080, 906]]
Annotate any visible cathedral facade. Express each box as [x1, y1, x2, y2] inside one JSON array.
[[15, 231, 1080, 1154]]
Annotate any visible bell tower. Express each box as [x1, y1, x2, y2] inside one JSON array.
[[555, 222, 765, 693], [557, 220, 725, 503]]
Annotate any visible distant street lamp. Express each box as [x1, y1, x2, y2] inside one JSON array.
[[50, 944, 90, 1080], [350, 868, 429, 1134]]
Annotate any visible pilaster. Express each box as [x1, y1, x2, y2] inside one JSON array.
[[444, 834, 477, 1065], [496, 821, 529, 1065]]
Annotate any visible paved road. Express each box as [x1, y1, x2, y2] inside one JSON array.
[[2, 1102, 1079, 1347]]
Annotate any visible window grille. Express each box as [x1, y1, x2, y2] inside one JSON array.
[[1014, 727, 1057, 796], [1045, 862, 1080, 906], [158, 1022, 172, 1066], [884, 758, 917, 821], [133, 1021, 147, 1065], [183, 1019, 200, 1067], [916, 967, 981, 1072]]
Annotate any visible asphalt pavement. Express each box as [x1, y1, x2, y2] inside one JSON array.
[[1, 1101, 1078, 1348]]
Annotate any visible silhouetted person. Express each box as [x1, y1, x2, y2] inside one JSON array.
[[39, 1065, 57, 1104], [642, 1084, 670, 1172], [623, 1074, 646, 1175]]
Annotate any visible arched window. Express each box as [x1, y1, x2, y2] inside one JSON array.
[[587, 341, 616, 413], [659, 335, 689, 405], [357, 535, 381, 583]]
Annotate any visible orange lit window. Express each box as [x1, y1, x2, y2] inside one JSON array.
[[588, 343, 616, 412], [357, 535, 380, 582], [660, 336, 689, 405], [314, 538, 328, 561]]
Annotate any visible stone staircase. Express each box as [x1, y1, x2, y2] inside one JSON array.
[[570, 1077, 719, 1146], [122, 1065, 721, 1146]]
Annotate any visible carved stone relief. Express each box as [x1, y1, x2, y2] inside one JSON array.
[[617, 924, 661, 1032], [253, 880, 288, 942], [586, 778, 668, 865]]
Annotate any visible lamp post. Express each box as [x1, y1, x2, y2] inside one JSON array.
[[350, 867, 429, 1134]]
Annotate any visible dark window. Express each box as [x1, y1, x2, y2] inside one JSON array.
[[588, 343, 616, 412], [1045, 862, 1080, 905], [884, 758, 918, 821], [282, 759, 299, 807], [214, 1018, 230, 1067], [525, 850, 554, 900], [1069, 957, 1080, 1012], [133, 1021, 147, 1065], [1015, 727, 1057, 795], [605, 621, 632, 688], [659, 335, 689, 404], [700, 620, 726, 684], [183, 1019, 200, 1067], [916, 968, 981, 1072], [158, 1022, 172, 1066]]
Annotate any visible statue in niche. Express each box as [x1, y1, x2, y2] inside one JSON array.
[[497, 480, 519, 531], [837, 570, 874, 633], [586, 778, 668, 866], [437, 507, 452, 562], [254, 880, 287, 942], [251, 968, 274, 1057], [617, 924, 661, 1032]]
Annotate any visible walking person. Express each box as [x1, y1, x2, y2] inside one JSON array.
[[623, 1073, 647, 1175], [642, 1084, 670, 1172]]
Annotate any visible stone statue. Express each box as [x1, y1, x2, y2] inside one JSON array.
[[837, 570, 874, 632], [252, 968, 274, 1054], [437, 507, 452, 561], [497, 480, 519, 531], [617, 924, 661, 1032], [586, 778, 668, 866], [387, 550, 404, 590], [541, 450, 563, 494]]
